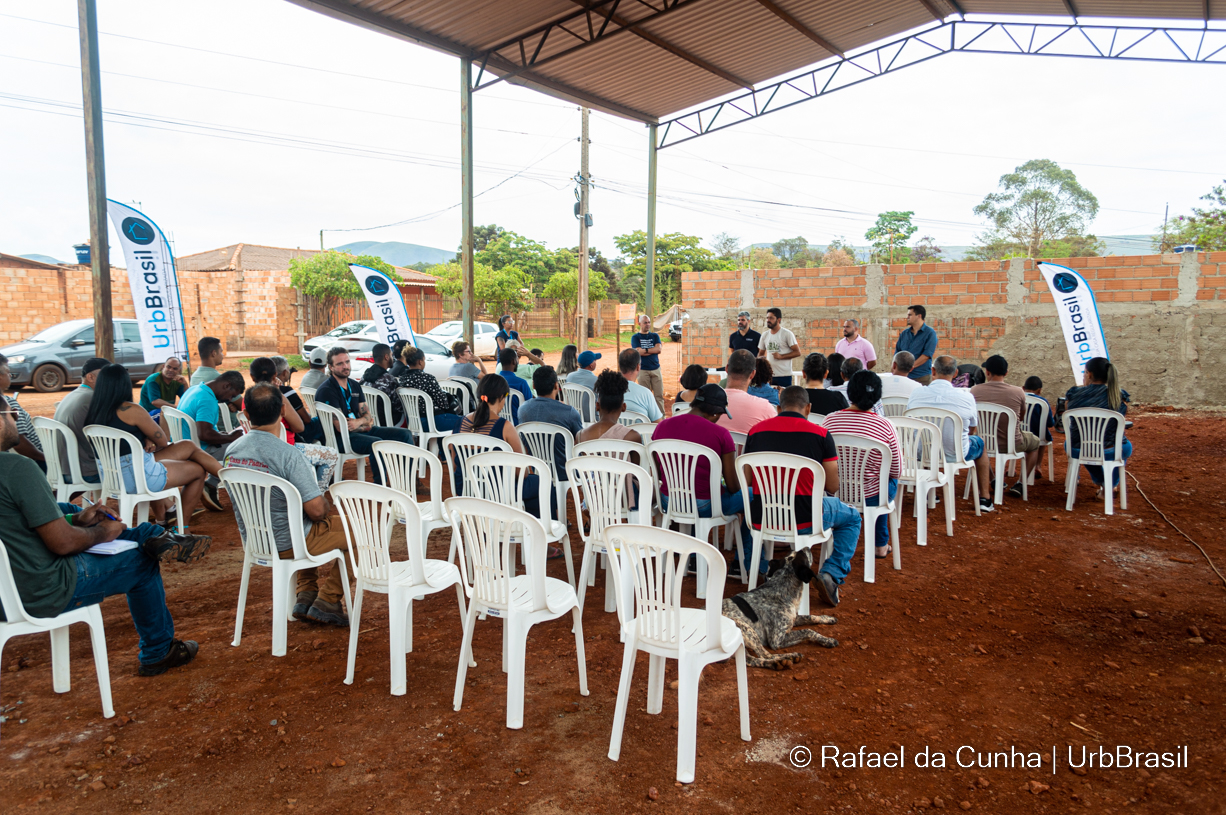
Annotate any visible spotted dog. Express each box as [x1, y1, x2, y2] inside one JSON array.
[[721, 549, 837, 670]]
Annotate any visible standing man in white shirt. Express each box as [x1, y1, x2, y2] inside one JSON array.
[[834, 319, 877, 370], [878, 351, 922, 400], [758, 307, 800, 387]]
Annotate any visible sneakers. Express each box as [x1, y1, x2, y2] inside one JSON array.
[[305, 599, 349, 628], [1007, 482, 1024, 498], [142, 530, 211, 564], [979, 498, 995, 513], [292, 591, 318, 621], [815, 571, 840, 607], [201, 481, 224, 511], [138, 639, 199, 676]]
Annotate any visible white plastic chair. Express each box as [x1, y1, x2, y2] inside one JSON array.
[[729, 431, 747, 457], [1024, 395, 1055, 483], [396, 387, 450, 456], [888, 417, 952, 546], [300, 390, 317, 418], [1063, 407, 1129, 515], [517, 422, 576, 531], [734, 452, 832, 613], [500, 390, 523, 425], [32, 417, 100, 503], [635, 423, 656, 446], [220, 467, 353, 657], [447, 497, 588, 729], [830, 433, 900, 583], [329, 481, 465, 695], [371, 441, 452, 557], [441, 380, 471, 415], [880, 396, 909, 418], [236, 411, 252, 434], [314, 403, 367, 484], [0, 537, 114, 722], [83, 425, 184, 531], [808, 413, 826, 426], [604, 524, 749, 785], [618, 410, 650, 427], [440, 432, 511, 500], [567, 455, 650, 619], [966, 404, 1027, 505], [362, 385, 396, 428], [217, 405, 236, 434], [465, 450, 574, 587], [562, 383, 596, 424], [161, 405, 200, 446], [905, 406, 980, 517], [649, 440, 740, 600], [671, 400, 691, 415]]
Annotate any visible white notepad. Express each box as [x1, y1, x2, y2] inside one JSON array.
[[85, 540, 139, 556]]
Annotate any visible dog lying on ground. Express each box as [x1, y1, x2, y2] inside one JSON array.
[[721, 549, 838, 670]]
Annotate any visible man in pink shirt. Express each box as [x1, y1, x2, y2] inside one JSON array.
[[718, 349, 777, 435], [835, 319, 877, 370]]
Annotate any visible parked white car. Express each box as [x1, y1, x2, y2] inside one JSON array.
[[423, 320, 500, 357], [302, 320, 456, 382]]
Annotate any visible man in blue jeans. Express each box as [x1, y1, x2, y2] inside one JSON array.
[[314, 348, 415, 485], [0, 402, 210, 675]]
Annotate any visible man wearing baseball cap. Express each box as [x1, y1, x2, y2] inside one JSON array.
[[729, 311, 761, 360], [53, 356, 111, 483], [299, 346, 329, 394], [568, 349, 601, 391]]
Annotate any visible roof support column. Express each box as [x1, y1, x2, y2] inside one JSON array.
[[645, 123, 658, 322], [460, 58, 475, 347], [576, 107, 590, 352], [78, 0, 113, 361]]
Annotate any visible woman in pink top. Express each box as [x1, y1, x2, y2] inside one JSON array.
[[824, 370, 901, 559], [577, 370, 643, 448]]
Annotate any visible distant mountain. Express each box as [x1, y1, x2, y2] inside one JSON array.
[[20, 253, 65, 265], [334, 241, 453, 268]]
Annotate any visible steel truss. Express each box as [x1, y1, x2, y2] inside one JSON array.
[[657, 19, 1226, 148]]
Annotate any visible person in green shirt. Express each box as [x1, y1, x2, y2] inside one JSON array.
[[188, 336, 225, 387], [138, 356, 188, 420], [0, 403, 210, 675]]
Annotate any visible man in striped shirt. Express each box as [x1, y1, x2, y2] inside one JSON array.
[[742, 386, 861, 607], [824, 371, 902, 560]]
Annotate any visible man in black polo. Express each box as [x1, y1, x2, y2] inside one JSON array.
[[729, 310, 761, 359], [314, 347, 413, 485]]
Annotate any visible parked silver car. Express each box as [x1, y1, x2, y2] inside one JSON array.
[[0, 318, 160, 392], [301, 320, 456, 381]]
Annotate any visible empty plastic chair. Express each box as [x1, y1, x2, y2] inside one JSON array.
[[32, 417, 100, 504], [517, 422, 576, 531], [888, 417, 952, 546], [605, 524, 749, 784], [567, 455, 650, 619], [371, 441, 451, 557], [396, 387, 450, 457]]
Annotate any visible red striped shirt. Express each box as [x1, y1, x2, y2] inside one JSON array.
[[823, 409, 902, 498]]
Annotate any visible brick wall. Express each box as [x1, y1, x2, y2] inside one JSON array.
[[680, 251, 1226, 407]]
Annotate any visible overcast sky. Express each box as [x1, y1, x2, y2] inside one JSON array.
[[1, 0, 1222, 265]]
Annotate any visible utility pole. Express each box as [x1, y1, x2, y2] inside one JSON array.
[[78, 0, 112, 361], [1161, 203, 1169, 252], [320, 230, 324, 251], [460, 59, 475, 346], [645, 124, 658, 322], [576, 108, 591, 352]]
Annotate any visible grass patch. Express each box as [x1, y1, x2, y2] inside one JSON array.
[[520, 333, 636, 354]]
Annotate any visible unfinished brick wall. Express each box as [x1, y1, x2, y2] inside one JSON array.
[[681, 251, 1226, 407]]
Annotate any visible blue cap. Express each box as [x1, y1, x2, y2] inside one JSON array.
[[578, 350, 602, 368]]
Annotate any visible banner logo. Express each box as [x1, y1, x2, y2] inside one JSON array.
[[364, 275, 390, 296], [121, 217, 156, 245], [1052, 272, 1079, 294], [348, 264, 416, 348]]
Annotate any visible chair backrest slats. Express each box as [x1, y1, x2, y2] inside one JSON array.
[[396, 387, 437, 436], [371, 440, 444, 531], [330, 481, 422, 585], [441, 433, 511, 498], [161, 405, 199, 446], [517, 422, 574, 483], [219, 466, 307, 561], [83, 425, 146, 496], [500, 390, 523, 424], [880, 396, 909, 418], [830, 433, 893, 510], [735, 452, 826, 539], [561, 384, 595, 423], [446, 497, 547, 611], [1063, 407, 1125, 463], [904, 406, 965, 464], [314, 403, 355, 455], [362, 385, 395, 428]]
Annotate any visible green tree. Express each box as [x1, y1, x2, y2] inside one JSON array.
[[476, 231, 574, 289], [865, 212, 917, 264], [542, 270, 610, 339], [749, 246, 782, 269], [965, 233, 1104, 262], [1155, 181, 1226, 252], [613, 230, 732, 312], [710, 231, 741, 260], [973, 159, 1099, 258], [453, 224, 507, 259], [771, 236, 810, 264], [910, 235, 945, 263], [289, 250, 400, 300], [430, 260, 532, 319], [822, 236, 858, 266]]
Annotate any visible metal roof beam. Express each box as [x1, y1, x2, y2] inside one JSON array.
[[1062, 0, 1080, 19], [917, 0, 949, 22], [752, 0, 844, 57]]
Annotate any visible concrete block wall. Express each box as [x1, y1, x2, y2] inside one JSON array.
[[681, 251, 1226, 408]]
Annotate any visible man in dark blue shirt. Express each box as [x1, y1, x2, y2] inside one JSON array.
[[632, 314, 664, 415], [728, 310, 762, 359], [497, 348, 533, 424], [894, 304, 938, 384], [314, 347, 414, 485]]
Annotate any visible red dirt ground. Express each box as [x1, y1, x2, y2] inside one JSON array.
[[2, 360, 1224, 814]]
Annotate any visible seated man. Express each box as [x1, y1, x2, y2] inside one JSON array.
[[878, 351, 921, 399], [906, 355, 993, 512], [718, 349, 777, 435], [829, 357, 862, 397], [567, 350, 601, 391], [742, 386, 861, 605], [0, 403, 210, 675], [224, 384, 352, 626], [971, 354, 1043, 497], [0, 353, 45, 471], [178, 370, 244, 510], [299, 347, 329, 394], [1023, 375, 1055, 446], [138, 356, 188, 422], [652, 383, 741, 526], [53, 356, 110, 484], [517, 366, 583, 485], [314, 348, 414, 486], [395, 347, 463, 432], [250, 357, 337, 489], [617, 348, 663, 423], [497, 348, 534, 424], [361, 343, 394, 387], [188, 336, 225, 386]]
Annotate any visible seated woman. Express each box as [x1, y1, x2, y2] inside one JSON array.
[[576, 370, 643, 450], [802, 353, 849, 416], [84, 363, 217, 532], [457, 375, 559, 555], [556, 344, 579, 381], [747, 358, 781, 406], [675, 364, 708, 406], [825, 353, 846, 389], [249, 357, 337, 490], [1064, 357, 1131, 496], [823, 371, 902, 559]]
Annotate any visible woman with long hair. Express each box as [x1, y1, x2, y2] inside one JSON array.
[[747, 357, 781, 406], [1065, 357, 1132, 495], [826, 353, 847, 388], [577, 370, 643, 448], [675, 364, 708, 405], [493, 315, 520, 354], [802, 353, 848, 415], [557, 344, 579, 380], [84, 363, 216, 530]]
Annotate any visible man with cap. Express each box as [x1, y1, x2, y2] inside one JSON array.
[[300, 347, 329, 394], [729, 311, 761, 359], [971, 354, 1043, 498], [568, 349, 601, 391], [53, 356, 110, 484], [651, 384, 743, 527]]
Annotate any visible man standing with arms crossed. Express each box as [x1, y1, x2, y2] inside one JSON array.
[[835, 319, 876, 370], [758, 307, 800, 388], [894, 304, 938, 385], [631, 314, 665, 415], [728, 311, 761, 359]]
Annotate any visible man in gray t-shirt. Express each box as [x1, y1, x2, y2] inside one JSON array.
[[223, 384, 352, 627]]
